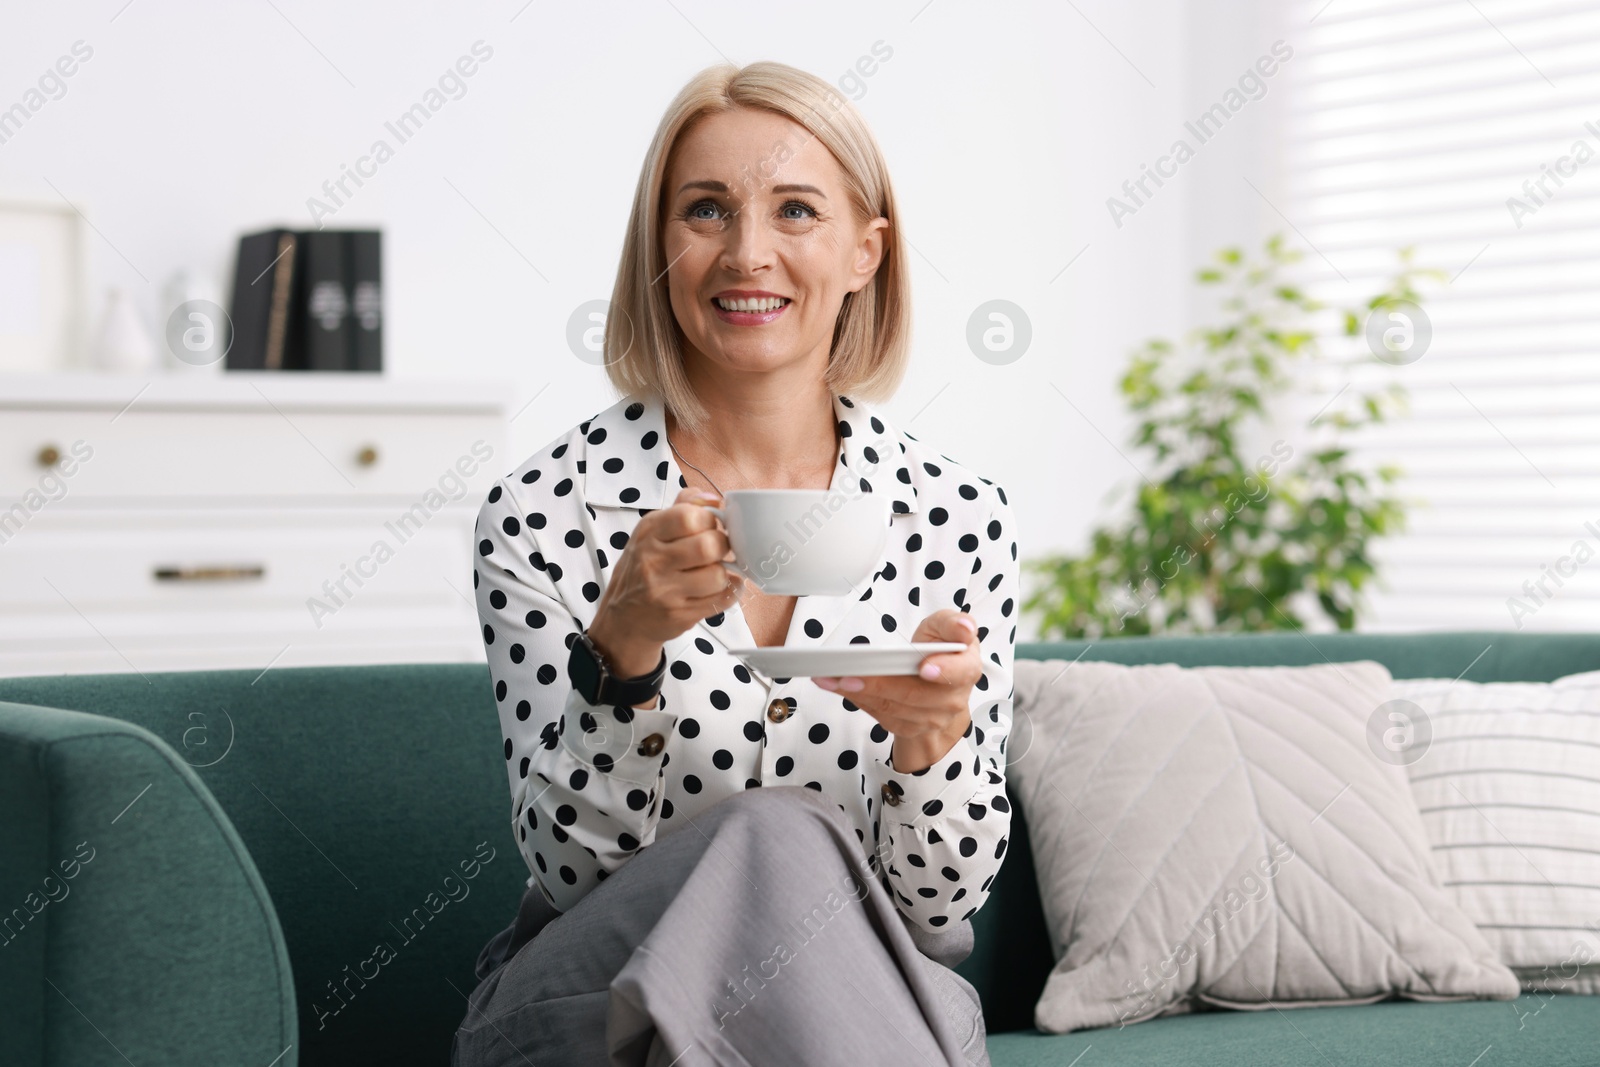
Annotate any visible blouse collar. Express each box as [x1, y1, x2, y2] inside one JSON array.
[[577, 390, 923, 518]]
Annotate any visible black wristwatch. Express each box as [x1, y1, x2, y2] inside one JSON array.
[[567, 630, 667, 707]]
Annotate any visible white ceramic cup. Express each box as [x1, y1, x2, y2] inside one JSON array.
[[708, 489, 890, 596]]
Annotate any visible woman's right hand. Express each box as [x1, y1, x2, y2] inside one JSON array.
[[585, 487, 748, 676]]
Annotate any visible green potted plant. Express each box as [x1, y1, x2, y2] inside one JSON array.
[[1025, 233, 1443, 638]]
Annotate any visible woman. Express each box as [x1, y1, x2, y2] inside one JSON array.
[[455, 60, 1019, 1067]]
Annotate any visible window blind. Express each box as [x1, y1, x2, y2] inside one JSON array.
[[1282, 0, 1600, 631]]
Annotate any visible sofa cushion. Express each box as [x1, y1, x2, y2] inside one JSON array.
[[984, 993, 1600, 1066], [1008, 658, 1518, 1033]]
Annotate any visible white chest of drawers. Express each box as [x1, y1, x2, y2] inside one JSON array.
[[0, 373, 510, 678]]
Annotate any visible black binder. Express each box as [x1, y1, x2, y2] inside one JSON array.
[[347, 230, 382, 372], [299, 230, 350, 372], [225, 229, 297, 370]]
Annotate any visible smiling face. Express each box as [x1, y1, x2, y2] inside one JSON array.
[[661, 107, 887, 383]]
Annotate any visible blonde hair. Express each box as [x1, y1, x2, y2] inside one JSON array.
[[604, 61, 911, 435]]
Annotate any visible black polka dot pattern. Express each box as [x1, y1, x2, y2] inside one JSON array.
[[473, 391, 1019, 933]]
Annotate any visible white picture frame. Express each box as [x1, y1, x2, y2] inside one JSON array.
[[0, 196, 86, 372]]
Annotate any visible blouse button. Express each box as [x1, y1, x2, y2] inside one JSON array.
[[881, 782, 903, 807], [637, 733, 664, 757], [766, 699, 792, 723]]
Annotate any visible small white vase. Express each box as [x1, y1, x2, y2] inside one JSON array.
[[88, 288, 158, 374]]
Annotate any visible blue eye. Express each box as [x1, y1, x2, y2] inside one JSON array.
[[682, 198, 817, 224]]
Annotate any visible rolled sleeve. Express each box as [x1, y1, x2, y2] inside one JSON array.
[[557, 687, 678, 785], [870, 732, 985, 825]]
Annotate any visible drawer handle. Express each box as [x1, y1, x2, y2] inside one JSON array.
[[153, 565, 267, 583], [36, 444, 61, 468], [357, 445, 379, 467]]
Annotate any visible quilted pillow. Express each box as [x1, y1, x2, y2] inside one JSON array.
[[1008, 657, 1519, 1033], [1391, 670, 1600, 994]]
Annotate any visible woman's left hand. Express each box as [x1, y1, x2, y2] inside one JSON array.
[[813, 608, 981, 772]]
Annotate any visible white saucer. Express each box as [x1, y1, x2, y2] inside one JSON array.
[[729, 643, 968, 678]]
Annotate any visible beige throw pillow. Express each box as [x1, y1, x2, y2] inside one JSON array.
[[1008, 658, 1520, 1033]]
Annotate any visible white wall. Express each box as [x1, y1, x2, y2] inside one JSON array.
[[4, 0, 1276, 641]]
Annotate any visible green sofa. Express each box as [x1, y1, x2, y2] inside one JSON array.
[[2, 632, 1597, 1066]]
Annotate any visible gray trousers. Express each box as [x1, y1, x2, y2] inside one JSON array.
[[451, 784, 991, 1066]]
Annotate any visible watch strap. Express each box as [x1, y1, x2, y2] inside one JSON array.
[[569, 631, 666, 706]]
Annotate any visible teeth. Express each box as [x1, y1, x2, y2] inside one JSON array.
[[715, 296, 789, 312]]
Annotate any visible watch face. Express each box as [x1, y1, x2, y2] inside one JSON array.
[[569, 637, 602, 702]]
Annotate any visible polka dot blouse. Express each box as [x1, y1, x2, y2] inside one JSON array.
[[473, 390, 1020, 934]]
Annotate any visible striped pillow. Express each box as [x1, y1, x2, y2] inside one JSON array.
[[1391, 671, 1600, 994]]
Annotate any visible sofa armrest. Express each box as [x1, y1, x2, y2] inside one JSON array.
[[0, 700, 297, 1067]]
